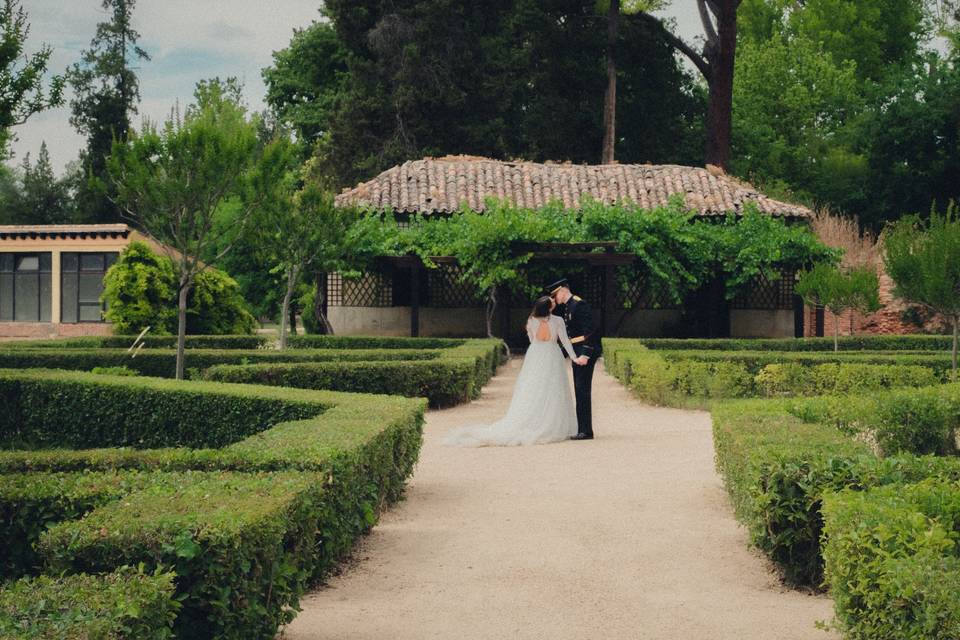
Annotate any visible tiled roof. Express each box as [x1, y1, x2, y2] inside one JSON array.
[[336, 157, 812, 218], [0, 224, 130, 240]]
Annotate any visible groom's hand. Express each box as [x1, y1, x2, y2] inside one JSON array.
[[575, 356, 589, 366]]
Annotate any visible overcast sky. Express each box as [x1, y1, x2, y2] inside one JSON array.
[[8, 1, 704, 175]]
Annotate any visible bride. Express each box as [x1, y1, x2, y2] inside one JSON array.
[[443, 296, 582, 446]]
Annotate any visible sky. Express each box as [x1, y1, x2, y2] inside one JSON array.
[[8, 1, 704, 175]]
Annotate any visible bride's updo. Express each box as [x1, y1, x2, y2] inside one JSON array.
[[530, 296, 554, 318]]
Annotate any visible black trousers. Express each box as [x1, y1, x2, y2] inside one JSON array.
[[572, 356, 597, 436]]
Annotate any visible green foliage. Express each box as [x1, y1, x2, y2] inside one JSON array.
[[306, 0, 704, 187], [102, 241, 178, 334], [288, 335, 466, 349], [0, 368, 427, 637], [635, 334, 958, 351], [0, 142, 73, 224], [885, 204, 960, 369], [39, 472, 322, 640], [204, 359, 477, 408], [0, 567, 178, 640], [0, 369, 322, 449], [796, 262, 881, 348], [66, 0, 150, 223], [0, 470, 158, 578], [711, 392, 960, 585], [90, 365, 138, 376], [0, 0, 64, 154], [2, 335, 267, 350], [823, 480, 960, 639], [101, 241, 256, 336], [755, 362, 939, 397], [186, 269, 257, 335]]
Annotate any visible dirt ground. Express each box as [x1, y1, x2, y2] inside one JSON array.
[[282, 357, 836, 640]]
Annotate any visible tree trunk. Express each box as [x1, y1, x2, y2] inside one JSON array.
[[485, 287, 498, 339], [953, 316, 958, 378], [278, 265, 300, 350], [313, 272, 333, 335], [704, 1, 738, 169], [834, 313, 839, 353], [176, 277, 190, 380], [601, 0, 619, 164]]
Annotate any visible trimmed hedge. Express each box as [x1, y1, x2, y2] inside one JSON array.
[[822, 480, 960, 640], [0, 370, 324, 449], [1, 335, 267, 350], [711, 388, 960, 586], [288, 335, 467, 349], [0, 369, 426, 639], [39, 471, 322, 640], [0, 347, 441, 379], [0, 470, 161, 579], [0, 567, 178, 640], [638, 335, 954, 352], [604, 342, 945, 407], [203, 359, 477, 408]]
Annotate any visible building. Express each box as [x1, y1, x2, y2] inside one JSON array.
[[0, 224, 166, 338], [330, 156, 814, 342]]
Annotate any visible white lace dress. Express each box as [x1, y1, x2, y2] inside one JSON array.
[[443, 315, 579, 446]]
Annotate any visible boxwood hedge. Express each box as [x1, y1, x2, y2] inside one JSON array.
[[822, 480, 960, 640], [0, 567, 178, 640], [0, 369, 426, 639], [638, 335, 954, 352], [711, 387, 960, 586], [1, 335, 267, 350]]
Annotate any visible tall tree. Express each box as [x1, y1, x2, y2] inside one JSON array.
[[0, 0, 64, 154], [639, 0, 744, 169], [108, 80, 284, 378], [15, 142, 71, 223], [67, 0, 149, 222]]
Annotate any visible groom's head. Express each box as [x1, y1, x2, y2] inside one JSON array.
[[547, 278, 572, 304]]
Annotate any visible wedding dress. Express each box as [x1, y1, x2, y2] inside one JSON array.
[[443, 315, 579, 446]]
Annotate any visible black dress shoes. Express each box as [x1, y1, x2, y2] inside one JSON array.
[[570, 433, 594, 441]]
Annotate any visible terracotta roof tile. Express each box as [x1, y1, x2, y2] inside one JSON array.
[[336, 157, 812, 218]]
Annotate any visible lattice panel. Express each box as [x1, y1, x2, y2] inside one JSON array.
[[616, 272, 679, 310], [426, 264, 484, 307], [327, 271, 393, 307], [730, 271, 797, 310]]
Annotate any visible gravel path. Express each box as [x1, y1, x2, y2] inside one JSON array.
[[283, 357, 836, 639]]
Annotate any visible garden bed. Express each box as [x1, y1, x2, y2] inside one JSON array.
[[0, 368, 426, 639]]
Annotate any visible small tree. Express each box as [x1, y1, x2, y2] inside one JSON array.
[[796, 263, 881, 351], [108, 81, 283, 378], [884, 204, 960, 373]]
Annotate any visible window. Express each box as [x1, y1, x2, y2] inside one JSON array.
[[61, 252, 118, 323], [0, 253, 52, 322]]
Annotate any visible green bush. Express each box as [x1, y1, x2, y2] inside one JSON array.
[[0, 567, 178, 640], [91, 365, 138, 376], [712, 390, 960, 586], [1, 335, 268, 350], [0, 370, 323, 449], [39, 472, 322, 640], [637, 335, 954, 351], [755, 362, 939, 397], [288, 335, 467, 349], [102, 241, 256, 336], [0, 471, 165, 579], [822, 480, 960, 639], [203, 359, 477, 408]]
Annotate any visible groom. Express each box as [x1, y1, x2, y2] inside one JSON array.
[[547, 279, 602, 440]]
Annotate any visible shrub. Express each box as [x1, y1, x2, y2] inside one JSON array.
[[185, 269, 257, 335], [91, 365, 138, 376], [288, 335, 467, 349], [39, 472, 322, 640], [637, 335, 954, 351], [203, 359, 477, 408], [712, 391, 960, 586], [102, 242, 256, 336], [0, 567, 178, 640], [1, 335, 268, 349], [822, 480, 960, 639], [0, 370, 323, 449], [0, 470, 159, 579], [755, 362, 939, 397], [871, 387, 959, 456]]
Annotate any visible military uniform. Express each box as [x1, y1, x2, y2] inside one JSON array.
[[549, 280, 602, 438]]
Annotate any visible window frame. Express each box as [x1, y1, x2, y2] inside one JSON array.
[[60, 251, 118, 324], [0, 252, 52, 322]]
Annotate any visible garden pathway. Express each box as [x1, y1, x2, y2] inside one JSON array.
[[283, 357, 836, 640]]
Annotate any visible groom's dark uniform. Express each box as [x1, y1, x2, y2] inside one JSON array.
[[549, 280, 602, 438]]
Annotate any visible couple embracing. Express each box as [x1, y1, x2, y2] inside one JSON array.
[[444, 279, 602, 447]]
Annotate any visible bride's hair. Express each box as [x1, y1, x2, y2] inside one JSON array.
[[530, 296, 553, 319]]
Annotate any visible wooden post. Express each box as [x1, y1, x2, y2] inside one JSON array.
[[603, 264, 616, 337], [410, 265, 420, 337]]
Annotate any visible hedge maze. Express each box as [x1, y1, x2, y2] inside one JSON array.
[[0, 336, 506, 638], [608, 336, 960, 639]]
